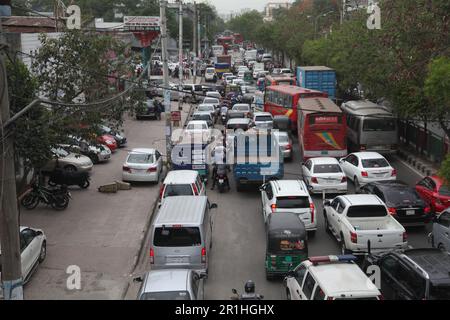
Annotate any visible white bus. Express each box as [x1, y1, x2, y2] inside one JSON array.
[[340, 100, 398, 154], [211, 45, 224, 57]]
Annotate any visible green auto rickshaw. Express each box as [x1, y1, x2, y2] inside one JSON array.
[[265, 212, 308, 280]]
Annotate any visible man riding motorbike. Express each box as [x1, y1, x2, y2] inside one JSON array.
[[220, 105, 228, 125], [210, 145, 229, 191], [231, 280, 264, 300]]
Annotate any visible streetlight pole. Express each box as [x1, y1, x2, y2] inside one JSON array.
[[314, 11, 334, 39], [178, 0, 183, 111]]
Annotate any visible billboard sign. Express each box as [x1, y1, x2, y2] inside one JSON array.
[[123, 16, 160, 31]]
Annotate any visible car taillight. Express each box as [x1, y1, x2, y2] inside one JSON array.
[[201, 247, 206, 263], [424, 206, 431, 214], [361, 171, 368, 177], [402, 232, 408, 242], [159, 185, 165, 199], [192, 183, 198, 195], [311, 177, 318, 184], [150, 248, 154, 264], [271, 204, 277, 213], [360, 144, 367, 151], [341, 176, 347, 183], [350, 231, 357, 243], [147, 167, 157, 173], [122, 165, 131, 172], [310, 203, 315, 223], [286, 144, 292, 150], [388, 207, 397, 215], [391, 169, 397, 177]]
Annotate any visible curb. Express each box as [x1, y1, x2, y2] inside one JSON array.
[[395, 149, 438, 178]]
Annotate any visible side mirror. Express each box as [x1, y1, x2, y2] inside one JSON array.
[[133, 276, 143, 283], [287, 270, 295, 278], [324, 200, 331, 206], [35, 231, 43, 236], [339, 158, 345, 163], [232, 288, 237, 294], [210, 203, 218, 209]]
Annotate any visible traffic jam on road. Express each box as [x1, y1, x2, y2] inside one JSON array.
[[5, 33, 450, 302]]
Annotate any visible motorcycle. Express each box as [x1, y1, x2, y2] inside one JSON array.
[[220, 108, 228, 124], [48, 169, 90, 189], [230, 288, 264, 300], [21, 183, 71, 211], [216, 164, 230, 193]]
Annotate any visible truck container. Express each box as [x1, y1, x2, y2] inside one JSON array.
[[216, 55, 232, 65], [296, 66, 336, 100], [214, 62, 231, 79]]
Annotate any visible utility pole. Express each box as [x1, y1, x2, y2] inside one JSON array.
[[178, 0, 183, 111], [197, 13, 201, 59], [0, 18, 24, 300], [160, 0, 172, 164], [193, 2, 197, 58]]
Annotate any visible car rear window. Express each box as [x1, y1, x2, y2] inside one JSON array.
[[439, 185, 450, 197], [154, 227, 201, 247], [384, 188, 421, 205], [194, 85, 203, 92], [361, 158, 389, 168], [163, 184, 193, 198], [234, 105, 249, 111], [127, 153, 155, 164], [255, 116, 273, 122], [227, 123, 249, 130], [346, 205, 387, 217], [313, 164, 342, 173], [193, 114, 210, 121], [276, 196, 310, 208], [140, 291, 191, 300], [363, 119, 396, 132]]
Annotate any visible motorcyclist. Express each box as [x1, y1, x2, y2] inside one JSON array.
[[230, 280, 264, 300], [220, 105, 228, 124], [210, 145, 227, 190]]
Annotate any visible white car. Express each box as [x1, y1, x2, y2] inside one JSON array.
[[273, 131, 292, 160], [232, 103, 252, 118], [225, 76, 237, 85], [160, 170, 206, 203], [205, 91, 221, 100], [339, 152, 396, 190], [252, 112, 273, 129], [232, 78, 245, 86], [204, 67, 216, 82], [284, 255, 382, 300], [0, 227, 47, 284], [253, 68, 263, 79], [260, 180, 317, 235], [237, 70, 246, 79], [202, 97, 220, 110], [262, 53, 272, 62], [302, 157, 348, 194], [280, 68, 292, 77], [184, 120, 212, 142], [122, 148, 163, 183], [196, 104, 216, 119]]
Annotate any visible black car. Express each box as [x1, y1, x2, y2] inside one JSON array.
[[136, 99, 162, 121], [99, 124, 127, 147], [358, 180, 432, 226], [361, 248, 450, 300]]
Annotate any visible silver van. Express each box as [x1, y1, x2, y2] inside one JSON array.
[[150, 196, 217, 276]]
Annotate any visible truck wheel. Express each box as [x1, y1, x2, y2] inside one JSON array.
[[341, 237, 352, 255], [354, 176, 361, 191]]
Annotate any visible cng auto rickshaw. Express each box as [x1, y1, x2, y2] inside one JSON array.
[[265, 212, 308, 280]]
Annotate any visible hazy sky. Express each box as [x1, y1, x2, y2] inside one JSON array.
[[200, 0, 268, 14]]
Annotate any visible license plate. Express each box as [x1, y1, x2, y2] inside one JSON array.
[[406, 210, 415, 216], [167, 257, 188, 264], [219, 179, 224, 183]]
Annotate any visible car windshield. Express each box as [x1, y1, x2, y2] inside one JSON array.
[[429, 285, 450, 300], [255, 116, 273, 122], [206, 69, 214, 73], [153, 227, 201, 247], [140, 291, 191, 300], [127, 153, 155, 164], [384, 188, 421, 204], [276, 196, 310, 209], [163, 184, 193, 197], [313, 164, 342, 173], [233, 105, 249, 111], [362, 158, 390, 168], [363, 118, 396, 132], [346, 205, 387, 217], [439, 185, 450, 196]]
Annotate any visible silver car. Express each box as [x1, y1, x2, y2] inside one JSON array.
[[273, 131, 292, 160], [135, 269, 205, 300], [430, 207, 450, 253], [42, 147, 93, 172]]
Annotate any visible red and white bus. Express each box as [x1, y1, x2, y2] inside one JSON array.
[[264, 85, 328, 131], [297, 97, 347, 159], [264, 75, 296, 89], [217, 36, 233, 54]]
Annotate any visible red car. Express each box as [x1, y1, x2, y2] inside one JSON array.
[[415, 175, 450, 213], [97, 134, 117, 152]]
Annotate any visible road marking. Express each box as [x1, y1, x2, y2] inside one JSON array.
[[393, 155, 426, 179]]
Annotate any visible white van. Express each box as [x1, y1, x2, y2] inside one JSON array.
[[150, 196, 218, 276], [160, 170, 205, 203]]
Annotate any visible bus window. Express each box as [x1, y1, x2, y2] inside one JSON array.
[[362, 118, 396, 132]]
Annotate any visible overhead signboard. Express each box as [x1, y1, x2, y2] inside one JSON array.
[[123, 16, 161, 31]]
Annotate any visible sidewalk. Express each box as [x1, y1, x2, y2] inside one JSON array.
[[396, 145, 440, 177]]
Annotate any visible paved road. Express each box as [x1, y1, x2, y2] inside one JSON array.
[[22, 101, 191, 299]]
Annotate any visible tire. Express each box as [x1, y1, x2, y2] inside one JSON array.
[[64, 165, 77, 172], [341, 237, 352, 255], [218, 183, 225, 193], [438, 243, 446, 252], [79, 179, 90, 189], [324, 212, 332, 234], [38, 241, 47, 263], [51, 195, 69, 210], [21, 193, 39, 210], [286, 290, 292, 300], [91, 154, 100, 164], [354, 176, 360, 192]]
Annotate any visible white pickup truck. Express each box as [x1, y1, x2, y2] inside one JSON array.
[[323, 194, 408, 255]]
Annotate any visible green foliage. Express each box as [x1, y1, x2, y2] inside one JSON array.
[[439, 154, 450, 186]]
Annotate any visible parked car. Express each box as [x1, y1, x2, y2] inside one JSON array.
[[159, 170, 206, 203], [42, 147, 93, 173], [136, 99, 162, 120], [362, 248, 450, 299], [65, 135, 111, 164], [192, 111, 213, 128], [252, 112, 273, 129], [284, 255, 381, 300], [135, 269, 205, 300], [0, 226, 46, 284], [339, 152, 396, 190], [99, 125, 127, 147], [359, 180, 433, 226], [429, 207, 450, 253], [97, 134, 118, 152], [231, 103, 252, 118], [323, 194, 408, 255], [122, 148, 163, 183], [302, 157, 347, 194], [273, 131, 293, 161], [260, 180, 316, 235], [415, 175, 450, 213]]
